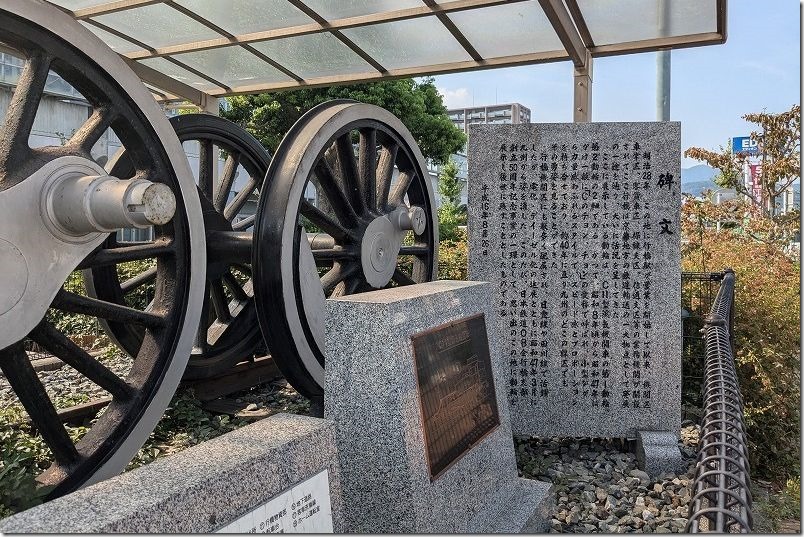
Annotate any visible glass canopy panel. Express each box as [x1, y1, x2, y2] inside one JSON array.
[[171, 46, 294, 88], [91, 4, 223, 48], [138, 57, 220, 91], [448, 1, 563, 58], [79, 22, 146, 55], [342, 16, 471, 71], [251, 33, 374, 79], [46, 0, 109, 10], [302, 0, 425, 21], [577, 0, 718, 46], [173, 0, 315, 35]]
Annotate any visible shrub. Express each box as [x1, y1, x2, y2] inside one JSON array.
[[681, 197, 801, 482], [437, 229, 468, 280]]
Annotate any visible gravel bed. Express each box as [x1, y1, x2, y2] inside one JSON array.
[[516, 425, 701, 533], [3, 354, 706, 535], [0, 352, 133, 409]]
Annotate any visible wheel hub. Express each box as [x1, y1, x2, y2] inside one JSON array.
[[200, 195, 235, 279], [0, 155, 176, 350], [360, 215, 400, 288], [360, 205, 428, 289]]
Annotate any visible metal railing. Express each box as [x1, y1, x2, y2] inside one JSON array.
[[686, 269, 753, 533], [681, 272, 725, 422]]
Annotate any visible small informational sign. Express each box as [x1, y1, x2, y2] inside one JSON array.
[[749, 164, 763, 203], [216, 469, 333, 533], [732, 136, 759, 155], [411, 313, 500, 480]]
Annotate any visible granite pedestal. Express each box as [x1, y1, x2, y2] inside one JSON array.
[[0, 414, 344, 533], [324, 280, 553, 533]]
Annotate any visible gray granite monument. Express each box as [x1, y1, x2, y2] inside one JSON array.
[[324, 280, 553, 533], [467, 123, 682, 451], [0, 414, 344, 533]]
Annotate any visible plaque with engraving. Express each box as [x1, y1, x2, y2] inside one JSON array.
[[216, 469, 333, 533], [411, 313, 500, 480]]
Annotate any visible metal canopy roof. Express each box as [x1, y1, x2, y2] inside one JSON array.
[[46, 0, 726, 106]]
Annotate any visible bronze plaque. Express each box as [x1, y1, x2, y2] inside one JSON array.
[[411, 313, 500, 480]]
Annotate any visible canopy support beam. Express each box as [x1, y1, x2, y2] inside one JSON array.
[[538, 0, 592, 122], [124, 58, 214, 108], [573, 50, 592, 122]]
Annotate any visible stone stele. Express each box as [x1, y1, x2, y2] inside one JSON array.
[[468, 122, 682, 439], [324, 280, 553, 533], [0, 414, 345, 533]]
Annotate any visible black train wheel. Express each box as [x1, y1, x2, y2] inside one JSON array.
[[0, 0, 204, 500], [254, 101, 438, 398], [85, 114, 271, 379]]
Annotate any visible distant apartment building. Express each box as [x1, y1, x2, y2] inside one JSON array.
[[447, 103, 531, 134], [428, 103, 531, 207]]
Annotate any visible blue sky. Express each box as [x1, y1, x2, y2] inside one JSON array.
[[431, 0, 800, 168]]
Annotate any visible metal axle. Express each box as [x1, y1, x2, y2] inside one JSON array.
[[46, 173, 176, 236]]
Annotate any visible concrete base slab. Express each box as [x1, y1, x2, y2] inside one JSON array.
[[636, 430, 687, 477]]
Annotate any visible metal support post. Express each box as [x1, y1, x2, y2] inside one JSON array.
[[573, 50, 593, 122]]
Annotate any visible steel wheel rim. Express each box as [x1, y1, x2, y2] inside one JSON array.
[[85, 114, 270, 379], [255, 102, 437, 397], [0, 1, 204, 500]]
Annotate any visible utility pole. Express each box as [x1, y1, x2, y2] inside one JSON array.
[[656, 2, 671, 121]]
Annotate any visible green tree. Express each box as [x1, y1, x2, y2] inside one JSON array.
[[221, 78, 465, 165], [437, 158, 466, 243], [685, 104, 800, 217], [437, 158, 463, 207]]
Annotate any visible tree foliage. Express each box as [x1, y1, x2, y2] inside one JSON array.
[[437, 158, 463, 206], [681, 196, 800, 482], [684, 105, 800, 216], [221, 78, 466, 165], [437, 157, 467, 243]]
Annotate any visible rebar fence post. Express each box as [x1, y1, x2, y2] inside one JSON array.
[[686, 270, 753, 533]]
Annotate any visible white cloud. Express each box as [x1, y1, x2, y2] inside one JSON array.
[[437, 86, 473, 109]]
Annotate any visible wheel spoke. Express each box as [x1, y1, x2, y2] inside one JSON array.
[[312, 247, 357, 262], [52, 289, 165, 329], [198, 139, 214, 200], [120, 266, 157, 293], [29, 322, 133, 400], [70, 107, 115, 154], [334, 134, 364, 213], [411, 256, 430, 283], [222, 271, 249, 303], [358, 128, 377, 211], [210, 279, 232, 323], [316, 152, 358, 227], [376, 143, 398, 212], [320, 262, 359, 294], [332, 276, 361, 298], [194, 282, 211, 352], [232, 214, 256, 231], [399, 245, 430, 256], [77, 239, 174, 269], [0, 343, 80, 466], [0, 51, 51, 166], [215, 152, 241, 213], [392, 269, 416, 286], [224, 177, 257, 221], [389, 170, 413, 207], [301, 200, 351, 242]]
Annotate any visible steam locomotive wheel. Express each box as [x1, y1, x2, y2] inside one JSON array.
[[0, 1, 204, 500], [85, 114, 270, 379], [254, 101, 438, 398]]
